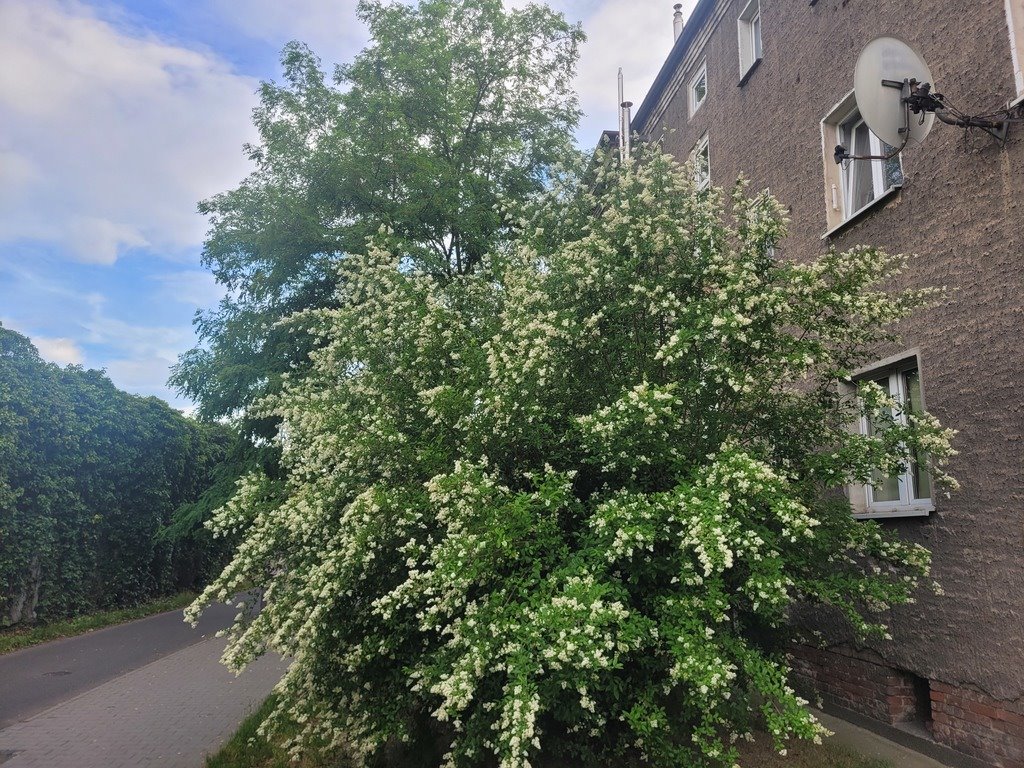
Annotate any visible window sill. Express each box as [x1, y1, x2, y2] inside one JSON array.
[[737, 58, 762, 87], [821, 184, 902, 241], [853, 503, 934, 520]]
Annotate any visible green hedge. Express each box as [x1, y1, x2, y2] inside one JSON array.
[[0, 324, 231, 626]]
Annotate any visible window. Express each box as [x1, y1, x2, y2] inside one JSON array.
[[821, 92, 904, 232], [689, 60, 708, 116], [738, 0, 762, 79], [849, 358, 933, 519], [1007, 0, 1024, 97], [690, 133, 710, 191], [839, 111, 904, 214]]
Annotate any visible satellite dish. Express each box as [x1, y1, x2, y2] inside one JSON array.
[[854, 37, 935, 148]]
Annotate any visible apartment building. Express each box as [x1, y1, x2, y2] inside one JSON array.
[[626, 2, 1024, 766]]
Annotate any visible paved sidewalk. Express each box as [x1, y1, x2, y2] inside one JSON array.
[[816, 710, 953, 767], [0, 602, 241, 728], [0, 637, 286, 768]]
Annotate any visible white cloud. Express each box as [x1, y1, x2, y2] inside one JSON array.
[[212, 0, 366, 66], [0, 149, 40, 204], [82, 312, 191, 361], [64, 216, 149, 265], [0, 0, 259, 264], [80, 307, 195, 408], [152, 269, 225, 308], [572, 0, 698, 144], [32, 336, 85, 365], [103, 356, 188, 408]]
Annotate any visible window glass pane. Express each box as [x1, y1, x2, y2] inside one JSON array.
[[882, 143, 904, 189], [904, 368, 931, 500], [752, 13, 762, 59], [866, 375, 901, 502], [870, 471, 902, 502], [693, 140, 710, 190], [847, 121, 875, 212], [693, 73, 706, 105]]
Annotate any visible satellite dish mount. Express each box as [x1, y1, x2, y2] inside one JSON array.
[[835, 37, 1012, 165]]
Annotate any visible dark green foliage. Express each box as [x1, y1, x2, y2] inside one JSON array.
[[0, 324, 231, 625], [158, 430, 258, 590]]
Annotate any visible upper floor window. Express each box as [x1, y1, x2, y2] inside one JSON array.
[[738, 0, 762, 79], [849, 357, 934, 519], [1007, 0, 1024, 97], [689, 60, 708, 117], [839, 110, 903, 214], [821, 91, 904, 232], [691, 133, 710, 190]]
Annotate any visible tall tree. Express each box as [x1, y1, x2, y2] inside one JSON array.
[[171, 0, 583, 434]]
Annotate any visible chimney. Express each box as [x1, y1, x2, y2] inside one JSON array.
[[673, 3, 684, 41], [621, 101, 633, 161]]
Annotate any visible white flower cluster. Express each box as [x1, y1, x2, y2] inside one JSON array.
[[186, 146, 954, 768]]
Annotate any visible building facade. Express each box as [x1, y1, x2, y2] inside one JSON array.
[[628, 2, 1024, 766]]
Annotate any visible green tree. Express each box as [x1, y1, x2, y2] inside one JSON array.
[[170, 0, 583, 438], [189, 150, 956, 767], [158, 423, 249, 590]]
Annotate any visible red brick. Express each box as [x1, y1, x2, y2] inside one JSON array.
[[967, 700, 1002, 719], [791, 645, 1024, 765], [994, 718, 1024, 740]]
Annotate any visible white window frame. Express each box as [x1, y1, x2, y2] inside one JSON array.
[[1006, 0, 1024, 98], [690, 133, 710, 191], [737, 0, 762, 79], [689, 59, 708, 117], [838, 110, 893, 209], [849, 356, 934, 520], [820, 91, 904, 233]]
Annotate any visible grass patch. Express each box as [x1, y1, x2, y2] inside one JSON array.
[[205, 697, 282, 768], [208, 697, 892, 768], [738, 737, 892, 767], [206, 696, 342, 768], [0, 591, 196, 655]]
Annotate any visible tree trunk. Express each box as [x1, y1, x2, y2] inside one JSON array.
[[6, 554, 41, 626]]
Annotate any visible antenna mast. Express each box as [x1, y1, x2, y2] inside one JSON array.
[[618, 69, 631, 161]]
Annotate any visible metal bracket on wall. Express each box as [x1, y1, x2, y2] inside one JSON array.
[[836, 77, 1012, 165]]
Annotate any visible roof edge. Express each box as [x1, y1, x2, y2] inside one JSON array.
[[632, 0, 717, 133]]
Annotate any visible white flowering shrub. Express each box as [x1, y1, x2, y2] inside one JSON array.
[[188, 147, 955, 767]]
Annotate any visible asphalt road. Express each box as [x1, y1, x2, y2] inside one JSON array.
[[0, 601, 239, 729]]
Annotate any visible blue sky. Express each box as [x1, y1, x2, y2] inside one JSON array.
[[0, 0, 694, 410]]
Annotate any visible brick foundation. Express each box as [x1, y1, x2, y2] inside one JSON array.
[[929, 681, 1024, 767], [790, 644, 1024, 768], [789, 643, 926, 725]]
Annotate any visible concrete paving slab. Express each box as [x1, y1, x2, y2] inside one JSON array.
[[0, 636, 285, 768]]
